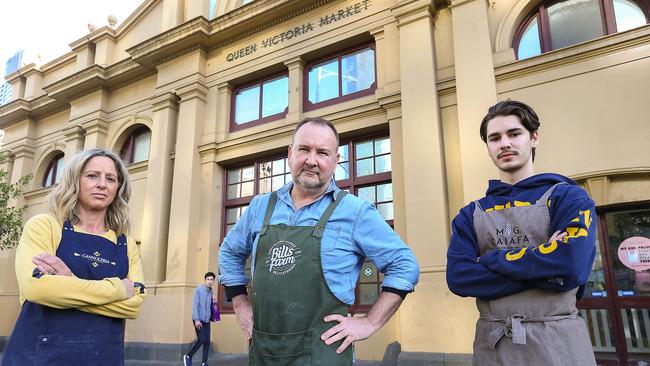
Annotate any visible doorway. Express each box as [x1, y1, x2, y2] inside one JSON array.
[[578, 205, 650, 365]]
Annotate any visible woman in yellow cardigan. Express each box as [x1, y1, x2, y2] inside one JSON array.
[[3, 149, 146, 366]]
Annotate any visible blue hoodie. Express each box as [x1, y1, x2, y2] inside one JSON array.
[[446, 173, 597, 300]]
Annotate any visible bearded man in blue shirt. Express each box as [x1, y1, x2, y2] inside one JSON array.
[[219, 117, 419, 366]]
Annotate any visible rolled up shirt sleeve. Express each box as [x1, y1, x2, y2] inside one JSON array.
[[352, 201, 420, 293]]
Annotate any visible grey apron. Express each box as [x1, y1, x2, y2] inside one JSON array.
[[472, 184, 596, 365]]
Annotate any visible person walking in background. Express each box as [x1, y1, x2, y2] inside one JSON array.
[[446, 100, 597, 365], [184, 272, 216, 366], [2, 149, 146, 366]]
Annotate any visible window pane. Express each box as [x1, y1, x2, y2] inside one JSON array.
[[548, 0, 605, 50], [227, 184, 240, 199], [259, 162, 272, 178], [375, 155, 391, 174], [518, 16, 542, 59], [262, 76, 288, 117], [133, 130, 151, 163], [374, 138, 390, 155], [272, 159, 285, 175], [308, 59, 339, 103], [241, 181, 254, 197], [259, 178, 272, 194], [584, 237, 608, 297], [377, 203, 394, 221], [377, 183, 393, 202], [54, 158, 64, 184], [228, 169, 241, 184], [356, 141, 373, 159], [613, 0, 647, 32], [272, 175, 285, 191], [605, 209, 650, 297], [44, 165, 54, 187], [335, 162, 350, 181], [338, 144, 349, 162], [341, 48, 375, 96], [242, 166, 254, 181], [235, 85, 260, 124], [356, 158, 374, 177], [358, 186, 376, 203]]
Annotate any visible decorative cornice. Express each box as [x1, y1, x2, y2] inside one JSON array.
[[82, 118, 110, 135], [391, 0, 434, 27], [42, 64, 106, 101], [571, 167, 650, 181], [283, 56, 305, 68], [11, 145, 35, 160], [0, 99, 30, 127], [63, 125, 86, 140], [176, 82, 209, 103], [150, 92, 181, 112]]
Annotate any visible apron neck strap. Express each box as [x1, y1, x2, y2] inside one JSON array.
[[260, 192, 279, 237], [537, 182, 566, 207], [312, 190, 347, 238]]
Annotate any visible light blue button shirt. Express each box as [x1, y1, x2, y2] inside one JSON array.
[[218, 179, 419, 305]]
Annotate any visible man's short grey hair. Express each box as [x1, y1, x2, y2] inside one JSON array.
[[292, 117, 339, 145]]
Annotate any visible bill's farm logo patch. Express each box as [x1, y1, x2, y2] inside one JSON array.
[[265, 240, 302, 275]]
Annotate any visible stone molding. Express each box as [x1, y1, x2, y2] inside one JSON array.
[[391, 0, 434, 27], [150, 92, 181, 112]]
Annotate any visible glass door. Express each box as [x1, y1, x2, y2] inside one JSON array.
[[580, 206, 650, 366]]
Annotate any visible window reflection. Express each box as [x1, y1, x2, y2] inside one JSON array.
[[613, 0, 647, 31], [518, 16, 542, 59], [234, 75, 288, 126], [606, 209, 650, 297]]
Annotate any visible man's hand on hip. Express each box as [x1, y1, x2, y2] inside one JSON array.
[[321, 315, 377, 353], [232, 294, 253, 340]]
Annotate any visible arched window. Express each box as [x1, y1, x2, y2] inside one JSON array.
[[514, 0, 650, 59], [120, 127, 151, 165], [43, 153, 64, 187]]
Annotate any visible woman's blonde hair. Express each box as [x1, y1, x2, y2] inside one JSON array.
[[47, 149, 132, 235]]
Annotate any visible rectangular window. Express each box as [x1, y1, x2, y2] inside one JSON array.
[[218, 134, 392, 314], [231, 74, 289, 131], [305, 44, 376, 111]]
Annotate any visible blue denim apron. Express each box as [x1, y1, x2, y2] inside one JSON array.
[[3, 221, 129, 366]]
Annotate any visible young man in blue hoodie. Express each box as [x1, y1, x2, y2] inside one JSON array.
[[446, 100, 597, 365], [184, 272, 216, 366]]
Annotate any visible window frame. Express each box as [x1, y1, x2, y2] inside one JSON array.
[[42, 153, 64, 187], [513, 0, 650, 59], [230, 72, 289, 132], [303, 42, 377, 111], [119, 127, 151, 165]]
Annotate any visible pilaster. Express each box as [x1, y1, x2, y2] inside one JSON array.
[[284, 56, 304, 125], [141, 92, 180, 284], [216, 82, 232, 141], [82, 114, 109, 149], [450, 0, 498, 200], [63, 125, 85, 164], [391, 0, 451, 353], [165, 82, 208, 284]]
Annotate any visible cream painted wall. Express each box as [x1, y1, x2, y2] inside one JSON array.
[[113, 1, 164, 63], [107, 75, 157, 112], [40, 57, 78, 87], [497, 51, 650, 177]]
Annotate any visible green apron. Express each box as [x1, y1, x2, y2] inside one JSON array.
[[249, 190, 353, 366]]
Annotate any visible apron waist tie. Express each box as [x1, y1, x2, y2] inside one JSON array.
[[479, 310, 578, 349]]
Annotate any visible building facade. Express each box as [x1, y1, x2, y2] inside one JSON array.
[[0, 0, 649, 364]]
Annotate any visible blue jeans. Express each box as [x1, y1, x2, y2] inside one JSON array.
[[187, 321, 210, 363]]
